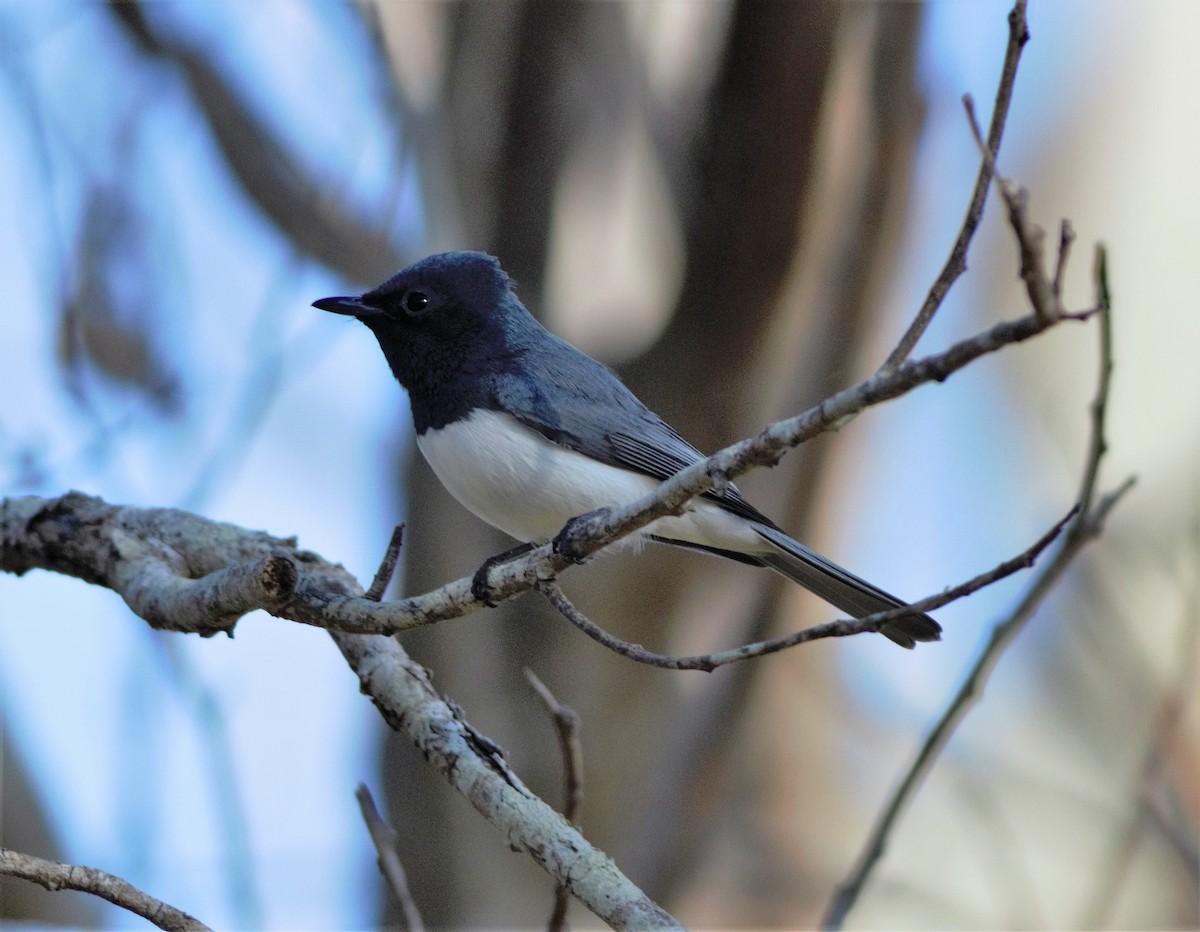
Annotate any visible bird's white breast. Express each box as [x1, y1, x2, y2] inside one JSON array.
[[416, 408, 763, 553]]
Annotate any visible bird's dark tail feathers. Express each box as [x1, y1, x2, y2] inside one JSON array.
[[751, 525, 940, 648], [649, 527, 941, 648]]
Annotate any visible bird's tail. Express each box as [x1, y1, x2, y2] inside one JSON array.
[[752, 525, 941, 649]]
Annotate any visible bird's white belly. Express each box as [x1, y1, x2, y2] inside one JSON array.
[[416, 409, 763, 552]]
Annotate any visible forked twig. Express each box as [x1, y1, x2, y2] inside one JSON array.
[[821, 245, 1132, 930]]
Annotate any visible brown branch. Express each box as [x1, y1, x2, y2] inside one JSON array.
[[963, 93, 1060, 322], [1052, 219, 1076, 302], [355, 785, 425, 932], [524, 669, 585, 932], [881, 0, 1029, 370], [524, 670, 585, 826], [821, 245, 1131, 931], [536, 506, 1074, 671], [0, 847, 211, 932]]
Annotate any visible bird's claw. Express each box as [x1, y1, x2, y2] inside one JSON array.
[[470, 541, 537, 607], [471, 563, 499, 606], [552, 508, 609, 564]]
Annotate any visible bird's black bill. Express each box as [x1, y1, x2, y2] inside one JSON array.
[[312, 295, 380, 317]]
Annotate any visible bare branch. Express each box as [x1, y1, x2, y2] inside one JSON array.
[[963, 94, 1060, 322], [881, 0, 1029, 370], [0, 236, 1107, 926], [355, 784, 425, 932], [0, 847, 211, 932], [821, 245, 1131, 931], [524, 669, 585, 826], [1052, 219, 1076, 301], [0, 498, 679, 930], [367, 525, 406, 602], [1080, 244, 1114, 518], [329, 630, 682, 931], [537, 506, 1074, 670], [524, 669, 585, 932]]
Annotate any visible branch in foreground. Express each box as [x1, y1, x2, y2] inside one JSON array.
[[535, 505, 1075, 670], [0, 497, 679, 930], [329, 629, 682, 931], [0, 247, 1101, 930], [0, 847, 210, 932], [821, 246, 1129, 930]]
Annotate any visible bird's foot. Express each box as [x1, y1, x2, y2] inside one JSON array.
[[552, 508, 610, 564], [471, 541, 536, 606]]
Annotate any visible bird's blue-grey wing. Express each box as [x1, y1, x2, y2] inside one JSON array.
[[488, 335, 773, 526]]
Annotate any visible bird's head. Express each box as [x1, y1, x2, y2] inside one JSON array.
[[313, 251, 522, 391]]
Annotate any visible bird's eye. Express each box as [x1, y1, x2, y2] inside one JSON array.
[[401, 290, 430, 315]]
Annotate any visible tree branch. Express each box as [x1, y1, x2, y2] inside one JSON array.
[[880, 0, 1029, 370], [0, 496, 679, 930], [0, 847, 211, 932], [355, 784, 425, 932], [821, 244, 1130, 931], [328, 629, 681, 931], [525, 669, 586, 932], [536, 505, 1076, 670]]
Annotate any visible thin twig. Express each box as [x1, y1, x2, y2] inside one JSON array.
[[536, 506, 1072, 671], [524, 669, 585, 932], [355, 784, 426, 932], [821, 245, 1130, 931], [1079, 245, 1113, 519], [880, 0, 1029, 371], [524, 670, 585, 826], [0, 847, 211, 932], [367, 525, 405, 601], [963, 93, 1060, 322], [1052, 219, 1076, 301]]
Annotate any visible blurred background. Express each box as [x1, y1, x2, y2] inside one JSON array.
[[0, 1, 1196, 929]]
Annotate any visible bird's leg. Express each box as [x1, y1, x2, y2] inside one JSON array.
[[471, 541, 537, 606]]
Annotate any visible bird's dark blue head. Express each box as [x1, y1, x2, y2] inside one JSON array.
[[313, 251, 546, 431]]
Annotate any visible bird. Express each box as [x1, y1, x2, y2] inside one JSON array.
[[314, 251, 940, 648]]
